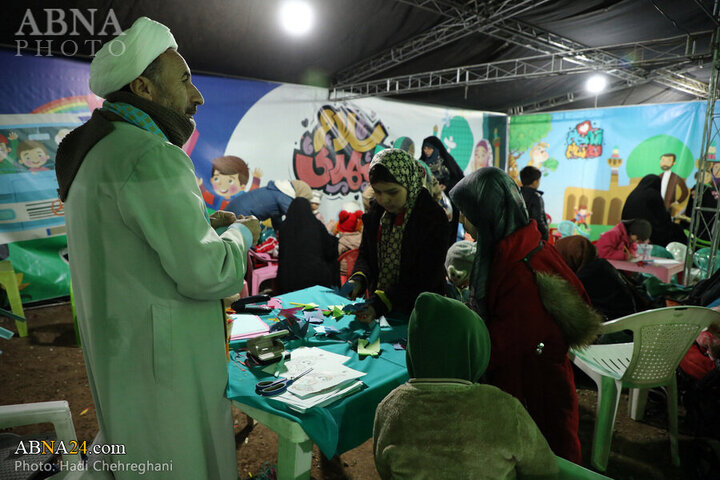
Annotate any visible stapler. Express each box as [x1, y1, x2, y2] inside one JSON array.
[[231, 294, 273, 315]]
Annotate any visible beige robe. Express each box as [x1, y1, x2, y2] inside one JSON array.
[[65, 122, 250, 479]]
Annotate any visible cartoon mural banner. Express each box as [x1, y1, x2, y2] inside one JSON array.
[[0, 114, 84, 304], [0, 49, 504, 303], [223, 84, 505, 222], [508, 102, 708, 239]]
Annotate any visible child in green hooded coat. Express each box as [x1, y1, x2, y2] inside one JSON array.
[[374, 293, 558, 479]]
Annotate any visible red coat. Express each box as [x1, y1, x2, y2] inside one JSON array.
[[595, 222, 635, 260], [680, 331, 720, 380], [486, 221, 586, 463]]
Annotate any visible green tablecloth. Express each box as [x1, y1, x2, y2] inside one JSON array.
[[225, 286, 409, 457]]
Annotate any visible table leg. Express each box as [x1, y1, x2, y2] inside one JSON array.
[[232, 401, 314, 480], [277, 435, 312, 480]]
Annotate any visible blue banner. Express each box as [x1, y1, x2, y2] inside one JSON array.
[[509, 102, 710, 239]]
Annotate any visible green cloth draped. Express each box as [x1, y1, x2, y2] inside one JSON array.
[[372, 148, 423, 291], [407, 292, 490, 382], [102, 101, 169, 141], [449, 167, 529, 316]]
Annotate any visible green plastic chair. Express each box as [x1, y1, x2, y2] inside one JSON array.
[[693, 247, 720, 277], [650, 244, 674, 259], [557, 456, 613, 479], [683, 228, 712, 248], [570, 306, 720, 472]]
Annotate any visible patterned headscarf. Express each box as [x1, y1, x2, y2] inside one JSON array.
[[449, 167, 529, 317], [371, 148, 423, 291]]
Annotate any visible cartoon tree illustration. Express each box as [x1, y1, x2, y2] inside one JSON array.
[[508, 113, 552, 182], [627, 134, 694, 179], [439, 116, 474, 170]]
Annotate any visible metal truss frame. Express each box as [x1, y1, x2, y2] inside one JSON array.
[[684, 23, 720, 284], [333, 0, 549, 85], [330, 33, 713, 105], [331, 0, 712, 113]]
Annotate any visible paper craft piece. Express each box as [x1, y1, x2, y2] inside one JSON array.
[[323, 326, 339, 335], [378, 316, 390, 328], [289, 302, 319, 311], [278, 307, 303, 319], [304, 310, 325, 324], [358, 338, 381, 357], [366, 321, 381, 344], [229, 314, 270, 340], [652, 258, 681, 265], [276, 316, 310, 339], [393, 342, 405, 350], [314, 326, 326, 335], [268, 297, 283, 309], [324, 305, 345, 319]]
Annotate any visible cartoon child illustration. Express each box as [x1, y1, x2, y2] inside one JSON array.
[[17, 140, 51, 173], [201, 155, 262, 210], [528, 142, 549, 168], [0, 132, 19, 174], [574, 205, 592, 228], [464, 139, 493, 175]]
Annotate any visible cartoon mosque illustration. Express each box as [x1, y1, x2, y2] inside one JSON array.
[[562, 147, 641, 225]]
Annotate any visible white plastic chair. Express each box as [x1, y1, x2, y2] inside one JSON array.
[[0, 401, 81, 466], [570, 306, 720, 472], [665, 242, 687, 262], [0, 402, 113, 479]]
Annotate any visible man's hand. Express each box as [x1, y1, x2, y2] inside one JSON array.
[[354, 304, 377, 324], [236, 215, 261, 246], [209, 210, 236, 229]]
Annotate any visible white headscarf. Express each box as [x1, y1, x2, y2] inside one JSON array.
[[89, 17, 177, 98]]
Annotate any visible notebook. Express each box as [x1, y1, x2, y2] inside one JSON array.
[[228, 314, 270, 341]]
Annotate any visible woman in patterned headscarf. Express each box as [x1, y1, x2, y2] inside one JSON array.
[[345, 149, 449, 323], [450, 167, 602, 464]]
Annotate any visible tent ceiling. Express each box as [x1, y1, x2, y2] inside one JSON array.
[[1, 0, 716, 113]]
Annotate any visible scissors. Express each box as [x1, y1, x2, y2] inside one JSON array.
[[255, 368, 313, 396]]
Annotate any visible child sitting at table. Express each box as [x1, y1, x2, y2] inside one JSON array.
[[595, 218, 651, 261], [374, 293, 559, 479]]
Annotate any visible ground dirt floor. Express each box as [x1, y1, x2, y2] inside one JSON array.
[[1, 304, 718, 479]]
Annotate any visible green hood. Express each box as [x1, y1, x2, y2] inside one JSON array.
[[407, 292, 490, 382]]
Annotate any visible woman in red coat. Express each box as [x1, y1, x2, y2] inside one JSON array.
[[450, 167, 601, 464]]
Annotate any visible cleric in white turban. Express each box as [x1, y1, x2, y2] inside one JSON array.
[[89, 16, 177, 98], [55, 16, 253, 480]]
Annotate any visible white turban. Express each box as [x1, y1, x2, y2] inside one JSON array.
[[89, 17, 177, 98]]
